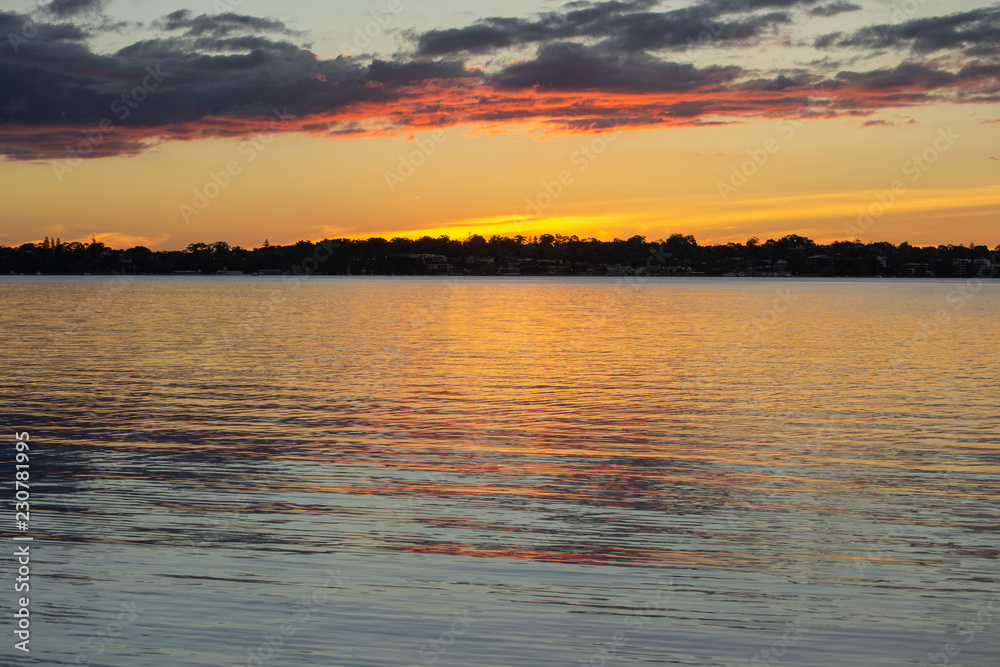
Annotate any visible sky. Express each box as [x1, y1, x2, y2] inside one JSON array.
[[1, 0, 999, 249]]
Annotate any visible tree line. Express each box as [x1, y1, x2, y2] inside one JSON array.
[[3, 234, 998, 277]]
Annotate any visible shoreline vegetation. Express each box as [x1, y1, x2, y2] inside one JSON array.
[[4, 234, 998, 278]]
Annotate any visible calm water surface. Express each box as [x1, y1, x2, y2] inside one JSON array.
[[1, 276, 998, 666]]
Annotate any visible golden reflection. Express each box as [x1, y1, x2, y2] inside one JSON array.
[[4, 280, 997, 573]]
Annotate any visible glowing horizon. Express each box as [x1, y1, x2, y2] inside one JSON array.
[[2, 0, 999, 250]]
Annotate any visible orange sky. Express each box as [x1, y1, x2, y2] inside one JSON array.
[[4, 107, 997, 249], [2, 0, 999, 249]]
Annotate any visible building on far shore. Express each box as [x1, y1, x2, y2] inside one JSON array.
[[972, 258, 993, 277]]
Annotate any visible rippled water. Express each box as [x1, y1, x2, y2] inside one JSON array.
[[2, 276, 998, 666]]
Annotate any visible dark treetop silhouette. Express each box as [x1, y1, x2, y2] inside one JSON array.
[[4, 234, 998, 278]]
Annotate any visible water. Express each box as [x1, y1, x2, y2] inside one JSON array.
[[1, 276, 998, 666]]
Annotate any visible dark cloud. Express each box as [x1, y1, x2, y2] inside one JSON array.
[[813, 32, 842, 49], [0, 9, 476, 159], [491, 42, 740, 92], [3, 0, 1000, 161], [668, 100, 713, 117], [156, 9, 296, 38], [809, 2, 861, 17], [821, 61, 1000, 103], [45, 0, 107, 17], [188, 36, 304, 55], [834, 62, 958, 90], [739, 73, 808, 90], [417, 23, 524, 55], [837, 6, 1000, 53], [698, 0, 822, 12], [600, 9, 792, 51], [416, 0, 798, 55], [0, 10, 87, 45]]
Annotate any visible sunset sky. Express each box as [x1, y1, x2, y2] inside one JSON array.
[[2, 0, 998, 249]]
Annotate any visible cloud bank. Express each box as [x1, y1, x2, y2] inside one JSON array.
[[1, 0, 998, 159]]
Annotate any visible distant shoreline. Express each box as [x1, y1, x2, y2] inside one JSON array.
[[3, 274, 997, 282], [4, 235, 997, 280]]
